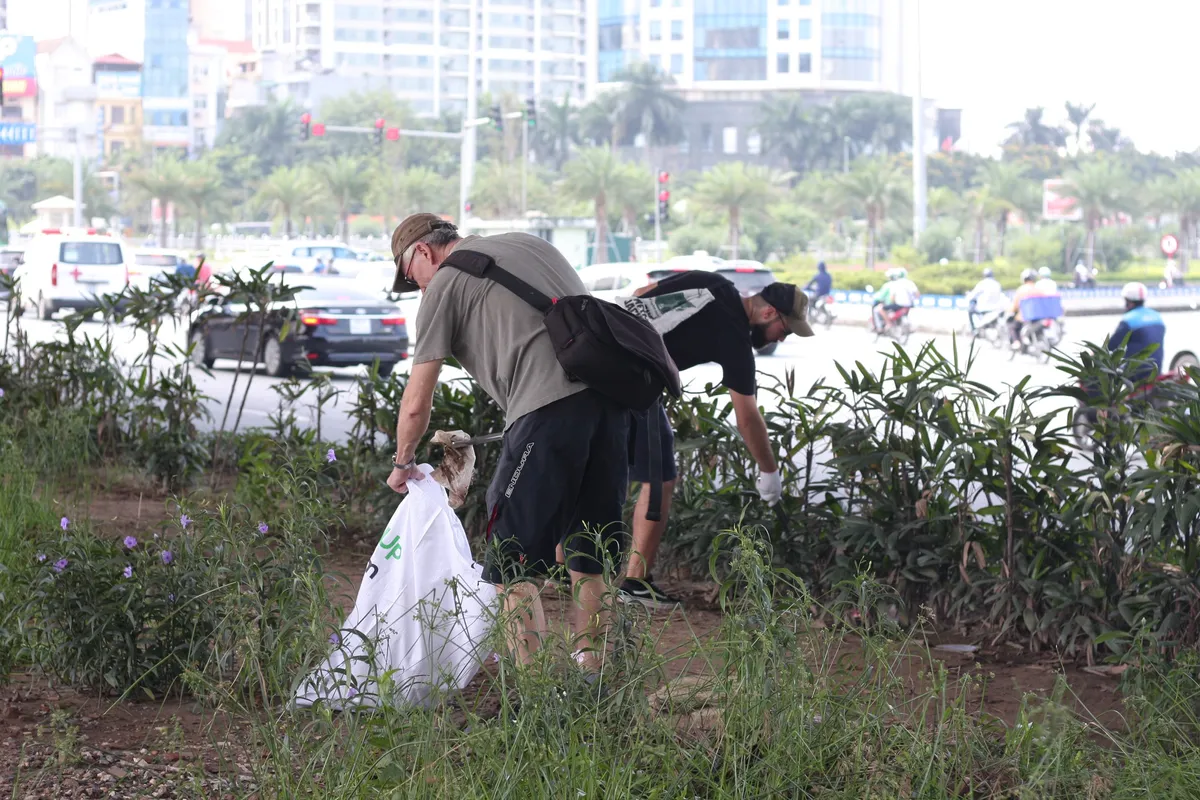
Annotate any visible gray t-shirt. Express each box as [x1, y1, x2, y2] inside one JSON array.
[[412, 233, 587, 429]]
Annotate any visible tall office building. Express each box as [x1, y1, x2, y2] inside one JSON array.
[[251, 0, 588, 116], [88, 0, 191, 149], [592, 0, 909, 170], [595, 0, 905, 93]]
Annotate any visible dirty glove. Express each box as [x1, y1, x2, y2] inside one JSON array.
[[755, 470, 782, 506]]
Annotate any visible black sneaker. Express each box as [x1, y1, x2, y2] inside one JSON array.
[[618, 576, 683, 611]]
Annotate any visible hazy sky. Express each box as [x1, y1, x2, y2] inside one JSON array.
[[11, 0, 1195, 156], [921, 0, 1198, 156]]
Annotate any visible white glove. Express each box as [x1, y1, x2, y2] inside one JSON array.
[[755, 470, 783, 506]]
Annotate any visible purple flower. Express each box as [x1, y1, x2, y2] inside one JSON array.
[[167, 593, 176, 602], [60, 517, 69, 531], [161, 550, 174, 565], [179, 514, 191, 530], [52, 558, 68, 573], [326, 448, 337, 463], [36, 553, 46, 562], [258, 522, 269, 535], [0, 388, 5, 398], [347, 686, 358, 698], [329, 632, 340, 646], [123, 535, 138, 550], [123, 565, 133, 579]]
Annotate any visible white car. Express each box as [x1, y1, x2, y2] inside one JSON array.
[[355, 262, 422, 343], [15, 230, 130, 319], [274, 240, 361, 276], [129, 248, 192, 291], [577, 262, 655, 302]]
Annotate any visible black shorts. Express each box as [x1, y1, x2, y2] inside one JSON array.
[[482, 390, 630, 584], [628, 404, 678, 483]]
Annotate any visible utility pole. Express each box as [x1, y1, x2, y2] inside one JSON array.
[[459, 0, 479, 226], [911, 0, 927, 245], [843, 135, 850, 173], [72, 125, 83, 228]]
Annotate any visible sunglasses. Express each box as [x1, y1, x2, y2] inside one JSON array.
[[395, 243, 419, 284]]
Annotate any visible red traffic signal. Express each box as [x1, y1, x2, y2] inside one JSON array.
[[312, 123, 326, 137], [658, 171, 670, 184], [300, 112, 311, 125], [375, 117, 386, 129], [385, 127, 400, 141], [658, 190, 670, 202]]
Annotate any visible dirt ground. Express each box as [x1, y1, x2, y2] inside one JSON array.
[[0, 492, 1132, 798]]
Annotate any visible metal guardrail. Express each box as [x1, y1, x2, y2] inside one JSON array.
[[833, 286, 1200, 312]]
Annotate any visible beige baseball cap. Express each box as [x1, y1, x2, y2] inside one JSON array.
[[390, 213, 457, 293]]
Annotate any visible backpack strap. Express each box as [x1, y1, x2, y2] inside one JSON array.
[[440, 248, 554, 314]]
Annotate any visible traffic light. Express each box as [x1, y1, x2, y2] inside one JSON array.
[[658, 189, 670, 223], [489, 105, 503, 131], [312, 123, 325, 137], [374, 117, 385, 148], [525, 98, 536, 128], [299, 112, 311, 140]]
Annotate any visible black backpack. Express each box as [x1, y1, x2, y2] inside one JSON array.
[[441, 249, 682, 410], [441, 249, 681, 521]]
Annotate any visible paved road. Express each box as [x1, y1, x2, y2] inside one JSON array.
[[11, 309, 1199, 442]]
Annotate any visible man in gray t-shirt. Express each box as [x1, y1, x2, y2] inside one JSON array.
[[385, 213, 629, 673]]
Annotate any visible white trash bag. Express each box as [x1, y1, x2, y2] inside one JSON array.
[[294, 465, 497, 710]]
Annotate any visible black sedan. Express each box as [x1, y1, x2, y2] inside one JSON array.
[[189, 281, 409, 377]]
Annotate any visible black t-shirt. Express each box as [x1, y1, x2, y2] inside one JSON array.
[[642, 271, 756, 395]]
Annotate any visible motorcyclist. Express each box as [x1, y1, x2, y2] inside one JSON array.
[[871, 267, 919, 332], [1034, 266, 1058, 296], [1073, 261, 1092, 288], [1007, 269, 1039, 346], [805, 261, 833, 301], [1108, 282, 1165, 383], [965, 267, 1006, 333]]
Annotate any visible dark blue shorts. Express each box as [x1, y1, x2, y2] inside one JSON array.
[[628, 404, 678, 483]]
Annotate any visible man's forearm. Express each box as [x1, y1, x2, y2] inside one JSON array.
[[735, 406, 777, 473], [395, 400, 431, 463]]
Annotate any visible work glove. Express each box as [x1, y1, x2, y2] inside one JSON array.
[[755, 470, 783, 507]]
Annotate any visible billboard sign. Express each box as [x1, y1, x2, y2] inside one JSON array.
[[1042, 179, 1082, 222], [0, 35, 37, 98], [96, 70, 142, 98]]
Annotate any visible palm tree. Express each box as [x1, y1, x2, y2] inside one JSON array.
[[579, 91, 622, 148], [975, 161, 1030, 255], [757, 93, 817, 174], [611, 161, 653, 235], [1159, 168, 1200, 272], [1062, 158, 1133, 270], [962, 186, 1007, 263], [470, 158, 523, 219], [255, 166, 321, 238], [609, 62, 685, 165], [1005, 107, 1067, 149], [369, 165, 456, 230], [178, 159, 229, 250], [314, 156, 370, 241], [1064, 101, 1096, 153], [691, 162, 790, 260], [561, 147, 623, 265], [127, 156, 188, 245], [532, 93, 578, 171], [1086, 120, 1132, 153], [826, 158, 911, 269]]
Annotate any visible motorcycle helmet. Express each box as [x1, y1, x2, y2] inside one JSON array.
[[886, 268, 901, 280], [894, 267, 908, 280], [1121, 282, 1148, 303], [1038, 266, 1052, 278], [1021, 269, 1037, 282], [982, 268, 994, 278]]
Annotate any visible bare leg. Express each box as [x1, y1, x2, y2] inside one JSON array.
[[496, 580, 547, 667], [568, 569, 608, 672], [625, 479, 676, 581]]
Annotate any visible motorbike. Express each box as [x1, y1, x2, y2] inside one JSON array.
[[1010, 317, 1064, 363], [965, 306, 1006, 349], [874, 305, 912, 346], [805, 290, 836, 329], [1072, 370, 1190, 451]]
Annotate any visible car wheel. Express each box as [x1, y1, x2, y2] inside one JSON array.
[[189, 328, 215, 369], [1170, 350, 1199, 374], [37, 292, 52, 321], [263, 336, 292, 377], [376, 361, 395, 377], [755, 342, 778, 357]]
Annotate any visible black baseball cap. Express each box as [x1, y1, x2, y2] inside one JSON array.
[[760, 282, 815, 337]]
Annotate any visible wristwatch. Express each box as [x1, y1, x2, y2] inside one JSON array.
[[392, 457, 415, 471]]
